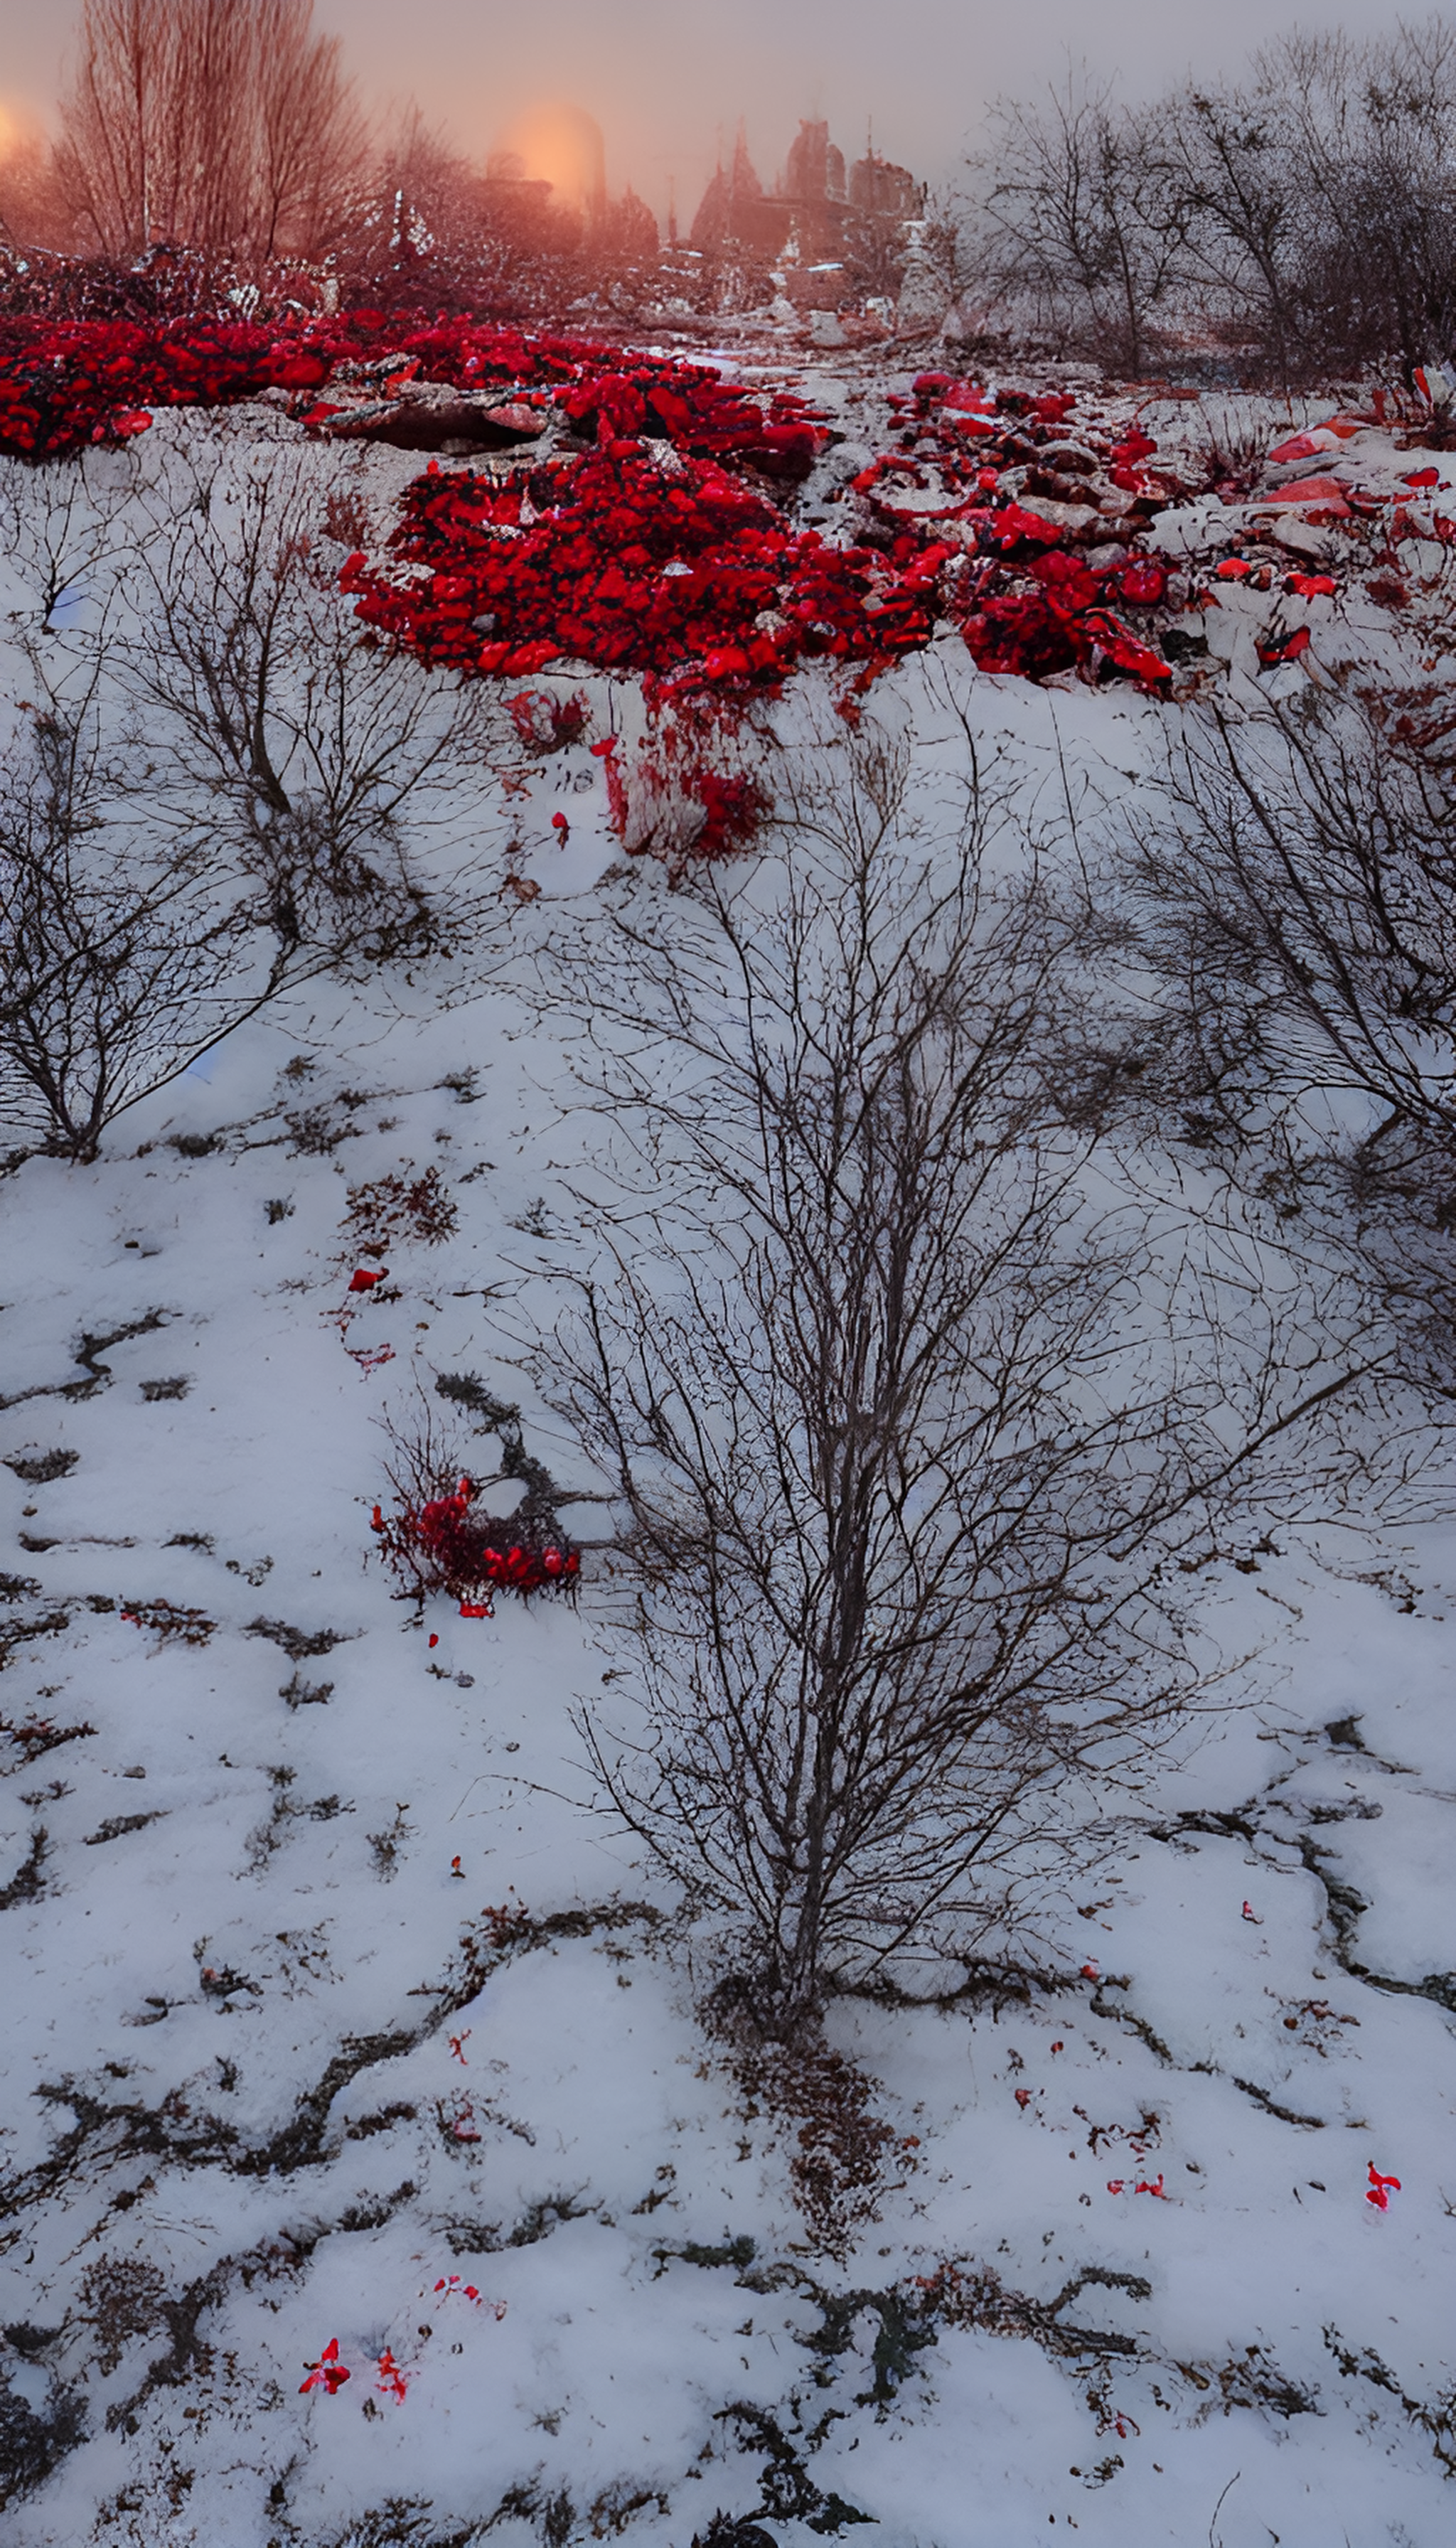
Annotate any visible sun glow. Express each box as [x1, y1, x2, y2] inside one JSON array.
[[0, 95, 39, 162], [488, 100, 606, 217]]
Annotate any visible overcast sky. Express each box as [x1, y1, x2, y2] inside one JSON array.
[[0, 0, 1430, 222]]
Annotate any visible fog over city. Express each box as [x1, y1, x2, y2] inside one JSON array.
[[0, 0, 1426, 218]]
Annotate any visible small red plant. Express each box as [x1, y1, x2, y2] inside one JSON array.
[[299, 2338, 350, 2395], [509, 688, 591, 752], [374, 1470, 579, 1608], [1366, 2164, 1402, 2211], [348, 1265, 390, 1294], [449, 2030, 471, 2065], [433, 2275, 508, 2318], [376, 2348, 408, 2401]]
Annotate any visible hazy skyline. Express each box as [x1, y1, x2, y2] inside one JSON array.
[[0, 0, 1430, 223]]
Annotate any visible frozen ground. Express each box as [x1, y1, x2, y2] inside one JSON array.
[[1, 371, 1455, 2548]]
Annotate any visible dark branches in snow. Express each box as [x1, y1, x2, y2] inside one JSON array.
[[1124, 695, 1456, 1386], [543, 736, 1400, 2043], [122, 453, 498, 973], [0, 678, 282, 1162], [0, 449, 503, 1164]]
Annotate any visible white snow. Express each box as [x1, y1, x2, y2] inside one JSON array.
[[1, 380, 1455, 2548]]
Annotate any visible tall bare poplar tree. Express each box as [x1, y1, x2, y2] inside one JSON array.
[[55, 0, 368, 262]]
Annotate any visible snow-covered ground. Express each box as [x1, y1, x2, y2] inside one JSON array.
[[2, 371, 1455, 2548]]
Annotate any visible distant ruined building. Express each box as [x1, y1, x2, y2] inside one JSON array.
[[686, 119, 924, 312]]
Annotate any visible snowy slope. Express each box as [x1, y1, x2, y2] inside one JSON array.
[[1, 382, 1455, 2548]]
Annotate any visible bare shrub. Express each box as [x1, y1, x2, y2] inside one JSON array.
[[545, 737, 1393, 2043], [1129, 697, 1456, 1151], [119, 453, 500, 975], [341, 1167, 458, 1254], [0, 692, 287, 1163], [0, 450, 507, 1164], [1120, 692, 1456, 1383]]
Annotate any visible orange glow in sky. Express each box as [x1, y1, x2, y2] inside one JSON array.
[[490, 100, 606, 216]]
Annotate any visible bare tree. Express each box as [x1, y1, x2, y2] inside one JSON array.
[[973, 68, 1189, 373], [544, 740, 1392, 2043], [1119, 695, 1456, 1387], [1269, 20, 1456, 380], [0, 685, 288, 1162], [0, 443, 508, 1162], [1128, 698, 1456, 1154], [252, 0, 370, 262], [54, 0, 368, 262], [118, 451, 501, 970], [964, 18, 1456, 382]]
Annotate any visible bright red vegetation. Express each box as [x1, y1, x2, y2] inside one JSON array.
[[0, 311, 1204, 706], [341, 442, 933, 699], [371, 1472, 579, 1610], [299, 2338, 350, 2395], [0, 311, 827, 468]]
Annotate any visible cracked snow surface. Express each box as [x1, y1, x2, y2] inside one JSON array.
[[1, 393, 1455, 2548]]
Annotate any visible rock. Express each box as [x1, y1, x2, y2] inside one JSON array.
[[1015, 493, 1103, 538], [314, 395, 547, 453], [808, 309, 847, 348]]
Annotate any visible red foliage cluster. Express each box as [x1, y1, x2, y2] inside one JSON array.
[[591, 716, 771, 876], [557, 365, 826, 481], [345, 363, 1185, 705], [0, 311, 1197, 701], [854, 375, 1178, 686], [341, 442, 936, 697], [0, 310, 832, 471], [370, 1473, 579, 1612], [0, 314, 343, 457]]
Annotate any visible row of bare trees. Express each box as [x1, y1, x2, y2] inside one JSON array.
[[0, 0, 661, 316], [967, 18, 1456, 381], [53, 0, 365, 262]]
